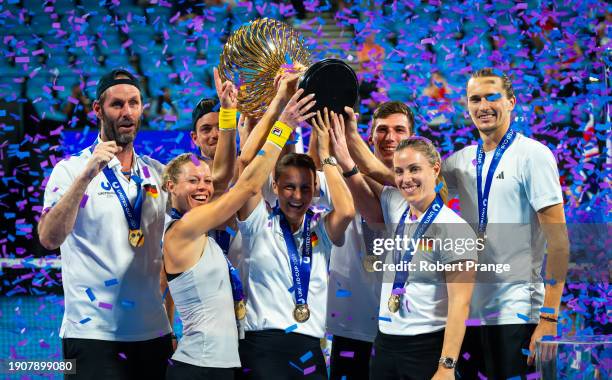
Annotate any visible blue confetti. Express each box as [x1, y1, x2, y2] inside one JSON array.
[[79, 317, 92, 324], [378, 316, 392, 322], [257, 150, 265, 156], [521, 348, 531, 356], [104, 278, 119, 287], [225, 226, 237, 237], [285, 324, 298, 333], [85, 288, 95, 301], [485, 93, 502, 101], [299, 351, 313, 363], [434, 182, 443, 193], [516, 313, 530, 322], [540, 307, 556, 314], [335, 289, 352, 298]]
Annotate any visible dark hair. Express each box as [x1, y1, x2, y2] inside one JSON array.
[[191, 98, 219, 131], [371, 101, 414, 136], [469, 68, 515, 99], [274, 153, 316, 181]]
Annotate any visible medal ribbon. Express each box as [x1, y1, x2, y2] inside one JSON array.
[[170, 209, 244, 302], [278, 207, 314, 307], [102, 166, 143, 232], [391, 196, 443, 293], [476, 128, 517, 234], [89, 141, 144, 234]]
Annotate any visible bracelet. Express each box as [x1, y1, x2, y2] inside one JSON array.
[[219, 108, 237, 130], [342, 165, 359, 178], [540, 315, 558, 323], [266, 121, 292, 149]]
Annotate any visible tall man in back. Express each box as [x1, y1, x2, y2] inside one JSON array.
[[38, 69, 174, 379], [443, 68, 569, 379]]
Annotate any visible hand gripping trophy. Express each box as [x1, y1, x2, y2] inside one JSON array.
[[218, 18, 359, 119]]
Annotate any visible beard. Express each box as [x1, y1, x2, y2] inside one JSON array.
[[101, 109, 140, 147]]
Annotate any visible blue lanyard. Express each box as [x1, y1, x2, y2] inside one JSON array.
[[102, 166, 143, 231], [476, 128, 517, 234], [170, 208, 244, 302], [89, 141, 144, 232], [391, 196, 443, 291], [278, 208, 315, 307]]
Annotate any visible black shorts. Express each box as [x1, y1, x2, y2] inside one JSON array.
[[370, 329, 444, 380], [237, 330, 328, 380], [329, 335, 373, 380], [457, 324, 537, 380], [62, 334, 173, 380], [166, 359, 235, 380]]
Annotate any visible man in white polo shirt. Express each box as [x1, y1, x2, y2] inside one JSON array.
[[38, 69, 173, 379], [442, 68, 569, 379]]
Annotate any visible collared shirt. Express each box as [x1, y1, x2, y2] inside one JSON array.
[[43, 139, 171, 341], [237, 199, 333, 339], [378, 187, 478, 335], [442, 133, 563, 325]]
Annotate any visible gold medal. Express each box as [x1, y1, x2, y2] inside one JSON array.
[[388, 294, 401, 313], [293, 304, 310, 323], [362, 255, 379, 273], [234, 300, 246, 320], [128, 229, 144, 247]]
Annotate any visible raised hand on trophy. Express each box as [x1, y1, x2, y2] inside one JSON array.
[[214, 67, 238, 109], [274, 72, 301, 107]]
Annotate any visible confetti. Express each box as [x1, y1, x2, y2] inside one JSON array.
[[98, 302, 113, 310], [104, 278, 119, 287], [303, 365, 316, 375], [465, 319, 481, 327], [335, 289, 351, 298], [85, 288, 95, 301], [339, 351, 355, 358], [284, 324, 298, 333], [516, 313, 530, 322], [79, 317, 91, 324], [79, 194, 89, 208], [299, 350, 313, 363]]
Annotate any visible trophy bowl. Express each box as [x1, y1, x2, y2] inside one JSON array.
[[218, 18, 359, 119]]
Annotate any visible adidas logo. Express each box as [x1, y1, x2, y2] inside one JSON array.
[[496, 171, 505, 180]]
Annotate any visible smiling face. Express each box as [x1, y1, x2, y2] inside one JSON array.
[[467, 76, 516, 137], [393, 148, 440, 212], [167, 161, 214, 214], [370, 113, 412, 167], [273, 166, 316, 229], [190, 112, 220, 160], [95, 83, 143, 147]]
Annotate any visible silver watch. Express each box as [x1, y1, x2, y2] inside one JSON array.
[[439, 356, 457, 369], [321, 156, 338, 167]]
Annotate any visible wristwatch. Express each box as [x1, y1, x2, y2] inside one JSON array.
[[342, 165, 360, 178], [439, 356, 457, 369], [321, 156, 338, 167]]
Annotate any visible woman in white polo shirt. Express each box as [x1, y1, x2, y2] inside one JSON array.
[[235, 110, 355, 379], [162, 87, 316, 380], [329, 118, 477, 380]]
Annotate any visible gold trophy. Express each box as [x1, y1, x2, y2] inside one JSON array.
[[218, 18, 358, 119]]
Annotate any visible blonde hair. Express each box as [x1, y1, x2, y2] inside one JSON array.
[[162, 153, 208, 191], [396, 136, 448, 203]]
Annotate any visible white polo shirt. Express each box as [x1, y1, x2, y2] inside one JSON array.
[[43, 143, 171, 341], [322, 176, 382, 343], [442, 132, 563, 325], [378, 186, 478, 336], [237, 199, 333, 339]]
